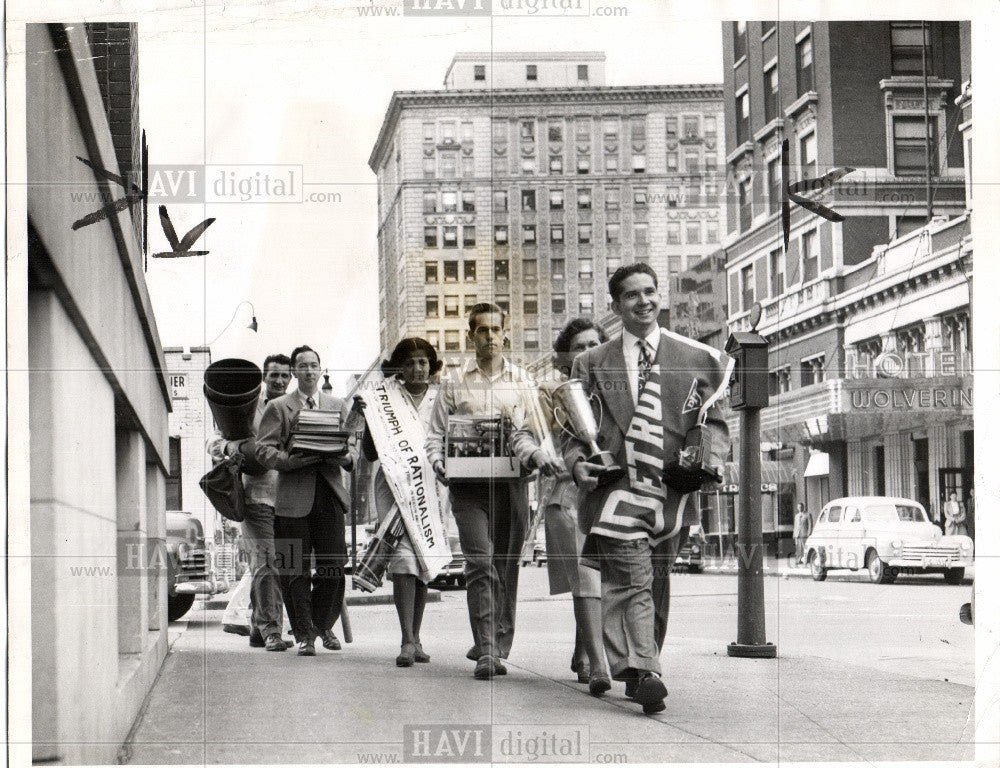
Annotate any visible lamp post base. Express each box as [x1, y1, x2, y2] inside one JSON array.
[[727, 641, 777, 658]]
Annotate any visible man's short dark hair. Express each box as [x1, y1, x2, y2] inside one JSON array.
[[608, 263, 659, 301], [289, 345, 319, 367], [553, 317, 608, 355], [467, 302, 506, 333], [263, 353, 291, 373]]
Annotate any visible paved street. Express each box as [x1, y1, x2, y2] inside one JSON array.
[[127, 568, 974, 765]]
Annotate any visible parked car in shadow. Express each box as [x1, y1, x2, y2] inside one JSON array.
[[673, 525, 707, 573], [804, 496, 974, 584], [166, 512, 224, 621]]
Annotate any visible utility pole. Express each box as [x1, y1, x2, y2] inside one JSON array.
[[922, 20, 933, 222]]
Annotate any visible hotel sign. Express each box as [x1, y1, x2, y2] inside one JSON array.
[[169, 373, 188, 400]]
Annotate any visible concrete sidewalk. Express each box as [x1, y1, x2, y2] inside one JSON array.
[[129, 570, 975, 765]]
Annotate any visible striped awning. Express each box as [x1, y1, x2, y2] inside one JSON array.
[[717, 461, 796, 493]]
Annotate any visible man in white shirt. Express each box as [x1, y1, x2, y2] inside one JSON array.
[[426, 303, 560, 680]]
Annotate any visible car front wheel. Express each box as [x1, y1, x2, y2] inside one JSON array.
[[944, 568, 965, 585], [809, 551, 827, 582], [866, 550, 895, 584]]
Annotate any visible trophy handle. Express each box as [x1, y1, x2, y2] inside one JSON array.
[[589, 391, 605, 432], [553, 404, 573, 438]]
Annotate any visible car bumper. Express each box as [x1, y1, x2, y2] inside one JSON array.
[[174, 579, 215, 595], [884, 555, 973, 570]]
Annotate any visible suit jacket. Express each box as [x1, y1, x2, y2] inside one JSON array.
[[255, 390, 356, 518], [564, 329, 732, 539], [206, 392, 279, 506]]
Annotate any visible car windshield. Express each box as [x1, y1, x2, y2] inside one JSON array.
[[865, 503, 927, 523]]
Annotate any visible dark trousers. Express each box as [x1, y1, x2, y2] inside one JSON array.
[[451, 481, 526, 660], [274, 478, 347, 643], [242, 502, 284, 639]]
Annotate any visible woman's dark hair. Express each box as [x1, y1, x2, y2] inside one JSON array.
[[381, 337, 443, 378], [553, 317, 608, 355]]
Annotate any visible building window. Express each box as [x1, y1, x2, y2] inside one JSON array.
[[683, 116, 699, 139], [427, 330, 440, 351], [634, 188, 648, 207], [800, 132, 817, 180], [441, 154, 458, 178], [423, 122, 435, 142], [552, 294, 566, 314], [444, 295, 460, 317], [667, 151, 678, 171], [800, 354, 825, 386], [523, 328, 539, 350], [684, 148, 699, 174], [668, 254, 682, 274], [580, 292, 594, 313], [522, 225, 536, 244], [577, 64, 589, 82], [704, 176, 718, 204], [704, 115, 717, 137], [423, 157, 435, 178], [443, 260, 459, 281], [603, 116, 618, 142], [605, 188, 620, 210], [705, 153, 717, 174], [667, 186, 680, 206], [463, 227, 476, 247], [551, 224, 564, 243], [667, 222, 681, 244], [425, 226, 438, 248], [444, 329, 460, 351], [166, 437, 182, 510], [606, 255, 622, 276], [796, 33, 814, 95], [765, 65, 780, 123], [706, 220, 718, 243], [474, 64, 485, 81], [426, 296, 439, 318], [769, 247, 784, 297], [549, 189, 564, 209], [577, 156, 591, 174], [423, 191, 437, 213], [766, 156, 781, 214], [521, 189, 536, 211], [733, 20, 748, 61], [666, 117, 678, 139], [769, 365, 791, 396], [523, 259, 538, 280], [441, 191, 458, 212], [549, 156, 563, 174], [493, 190, 508, 211], [606, 223, 621, 244], [579, 258, 593, 279], [891, 22, 932, 76], [551, 258, 565, 280], [893, 116, 938, 176], [631, 118, 646, 143], [425, 262, 438, 283], [520, 120, 535, 141], [762, 20, 776, 37], [605, 153, 619, 172], [462, 190, 476, 212], [802, 229, 819, 282], [634, 222, 648, 245], [741, 264, 754, 311], [577, 188, 591, 209], [442, 122, 456, 142], [686, 221, 701, 244], [521, 157, 537, 174], [578, 223, 592, 244], [736, 90, 750, 144], [464, 295, 478, 315], [686, 181, 700, 205], [493, 120, 507, 145], [463, 259, 476, 280], [739, 177, 752, 231], [443, 226, 458, 248], [523, 294, 538, 314], [548, 123, 563, 143], [494, 225, 508, 244], [494, 259, 509, 279], [526, 64, 537, 81]]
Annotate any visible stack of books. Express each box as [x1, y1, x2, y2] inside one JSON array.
[[289, 409, 350, 456]]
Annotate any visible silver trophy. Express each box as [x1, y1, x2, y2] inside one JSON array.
[[551, 379, 625, 486]]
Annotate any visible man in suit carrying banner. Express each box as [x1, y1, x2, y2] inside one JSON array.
[[564, 264, 732, 714]]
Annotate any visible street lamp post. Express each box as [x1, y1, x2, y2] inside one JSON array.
[[208, 300, 259, 346]]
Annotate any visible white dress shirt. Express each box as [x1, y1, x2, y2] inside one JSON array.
[[622, 326, 662, 405]]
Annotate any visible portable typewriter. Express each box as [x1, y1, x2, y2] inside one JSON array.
[[444, 415, 522, 481]]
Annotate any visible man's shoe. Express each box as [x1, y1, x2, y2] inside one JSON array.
[[642, 699, 667, 715], [223, 623, 251, 637], [629, 673, 667, 713], [588, 673, 612, 697], [466, 645, 481, 662], [297, 639, 316, 656], [413, 642, 430, 663], [321, 630, 342, 651], [249, 632, 265, 648], [495, 658, 507, 675], [474, 656, 500, 680], [264, 634, 288, 652]]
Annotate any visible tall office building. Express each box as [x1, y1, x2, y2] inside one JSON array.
[[369, 52, 724, 366], [721, 21, 972, 527]]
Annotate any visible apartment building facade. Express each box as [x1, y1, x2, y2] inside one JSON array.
[[369, 52, 725, 366], [721, 21, 972, 526]]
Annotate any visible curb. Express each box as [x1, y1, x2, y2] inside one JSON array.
[[203, 589, 444, 610]]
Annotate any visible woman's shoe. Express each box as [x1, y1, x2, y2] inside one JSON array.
[[413, 642, 430, 663], [588, 673, 612, 697], [396, 643, 416, 667]]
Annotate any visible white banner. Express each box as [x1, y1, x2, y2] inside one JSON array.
[[360, 378, 450, 582]]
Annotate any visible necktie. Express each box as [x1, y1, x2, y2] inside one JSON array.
[[306, 396, 315, 409], [637, 340, 653, 396]]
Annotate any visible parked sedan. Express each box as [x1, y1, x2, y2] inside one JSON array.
[[805, 496, 974, 584], [166, 512, 223, 621]]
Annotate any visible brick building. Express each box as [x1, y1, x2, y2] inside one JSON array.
[[369, 52, 725, 366], [720, 21, 972, 537]]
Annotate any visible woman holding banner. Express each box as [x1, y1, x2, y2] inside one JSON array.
[[359, 337, 449, 667], [537, 318, 611, 696]]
